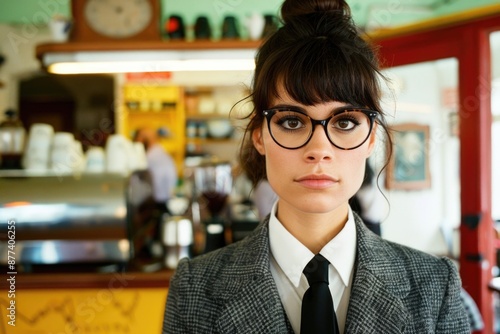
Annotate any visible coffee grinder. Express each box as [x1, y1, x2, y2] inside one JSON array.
[[193, 161, 232, 253]]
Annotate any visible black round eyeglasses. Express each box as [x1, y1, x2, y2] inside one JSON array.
[[262, 107, 378, 150]]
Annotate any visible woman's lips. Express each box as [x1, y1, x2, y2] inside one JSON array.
[[295, 174, 339, 189]]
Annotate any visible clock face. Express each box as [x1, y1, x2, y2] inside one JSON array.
[[84, 0, 153, 39]]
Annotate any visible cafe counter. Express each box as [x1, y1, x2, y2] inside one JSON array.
[[1, 269, 173, 334]]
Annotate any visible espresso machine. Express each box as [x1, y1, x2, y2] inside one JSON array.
[[0, 170, 156, 272]]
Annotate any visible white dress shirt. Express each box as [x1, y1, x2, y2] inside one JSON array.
[[269, 202, 357, 333]]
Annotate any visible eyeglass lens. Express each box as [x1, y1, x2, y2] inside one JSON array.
[[267, 109, 373, 149]]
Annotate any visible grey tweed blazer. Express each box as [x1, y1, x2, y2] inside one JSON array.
[[163, 214, 470, 333]]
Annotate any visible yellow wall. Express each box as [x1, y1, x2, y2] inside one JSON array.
[[120, 84, 186, 175], [1, 288, 168, 334]]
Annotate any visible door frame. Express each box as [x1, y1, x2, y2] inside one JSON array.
[[372, 6, 500, 333]]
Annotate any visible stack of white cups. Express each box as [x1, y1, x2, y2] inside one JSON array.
[[87, 135, 148, 175], [23, 123, 54, 171], [50, 132, 85, 174], [105, 134, 134, 174]]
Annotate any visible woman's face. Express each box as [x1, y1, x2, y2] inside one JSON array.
[[252, 91, 377, 218]]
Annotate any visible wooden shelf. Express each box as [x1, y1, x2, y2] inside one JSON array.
[[14, 270, 173, 289], [36, 39, 263, 60], [126, 109, 176, 114], [186, 137, 236, 144], [186, 114, 231, 120]]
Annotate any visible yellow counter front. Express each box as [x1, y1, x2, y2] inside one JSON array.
[[0, 271, 172, 334]]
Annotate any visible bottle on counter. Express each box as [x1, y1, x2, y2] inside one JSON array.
[[0, 109, 26, 170]]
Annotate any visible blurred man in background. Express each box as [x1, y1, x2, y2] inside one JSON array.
[[134, 127, 178, 210]]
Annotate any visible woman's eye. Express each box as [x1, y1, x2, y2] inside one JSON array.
[[283, 118, 302, 129], [277, 115, 305, 130], [336, 119, 355, 130], [332, 115, 360, 131]]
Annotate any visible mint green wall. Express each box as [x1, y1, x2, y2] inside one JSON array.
[[0, 0, 71, 25], [0, 0, 498, 30]]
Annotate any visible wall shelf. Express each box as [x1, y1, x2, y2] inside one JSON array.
[[36, 40, 262, 55], [36, 40, 262, 74]]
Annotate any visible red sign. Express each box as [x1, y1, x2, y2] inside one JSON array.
[[125, 72, 172, 82]]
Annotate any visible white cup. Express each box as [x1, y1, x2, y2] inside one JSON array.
[[50, 18, 72, 42], [72, 141, 85, 172], [85, 146, 106, 173], [24, 146, 50, 170], [23, 145, 51, 171], [132, 142, 148, 171], [27, 123, 54, 148], [50, 148, 74, 174], [52, 132, 75, 151], [49, 132, 77, 174], [245, 13, 265, 41], [105, 134, 130, 174]]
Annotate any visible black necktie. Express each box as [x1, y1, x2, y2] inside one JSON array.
[[300, 254, 339, 334]]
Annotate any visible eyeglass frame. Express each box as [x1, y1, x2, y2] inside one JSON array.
[[262, 106, 379, 150]]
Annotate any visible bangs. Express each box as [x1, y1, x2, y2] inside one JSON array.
[[254, 35, 381, 111]]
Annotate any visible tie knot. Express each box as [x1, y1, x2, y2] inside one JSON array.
[[303, 254, 330, 285]]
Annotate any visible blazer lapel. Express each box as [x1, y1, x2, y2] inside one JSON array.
[[216, 273, 291, 333], [212, 219, 293, 333], [345, 216, 411, 333], [345, 266, 409, 333]]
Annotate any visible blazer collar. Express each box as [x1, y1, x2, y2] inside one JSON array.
[[345, 214, 411, 333], [212, 218, 293, 332]]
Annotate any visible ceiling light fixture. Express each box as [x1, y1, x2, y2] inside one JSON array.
[[39, 47, 257, 75]]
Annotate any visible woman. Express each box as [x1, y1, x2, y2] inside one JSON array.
[[163, 0, 469, 332]]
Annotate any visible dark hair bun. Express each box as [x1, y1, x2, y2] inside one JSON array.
[[281, 0, 351, 23]]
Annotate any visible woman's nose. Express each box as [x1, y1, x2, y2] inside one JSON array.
[[303, 124, 334, 161]]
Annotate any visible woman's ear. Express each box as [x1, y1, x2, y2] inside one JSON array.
[[252, 127, 266, 155]]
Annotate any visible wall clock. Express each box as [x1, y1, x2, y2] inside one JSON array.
[[71, 0, 160, 42]]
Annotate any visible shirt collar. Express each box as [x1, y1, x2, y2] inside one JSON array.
[[269, 202, 357, 287]]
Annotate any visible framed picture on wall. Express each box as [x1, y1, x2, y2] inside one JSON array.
[[386, 123, 431, 190]]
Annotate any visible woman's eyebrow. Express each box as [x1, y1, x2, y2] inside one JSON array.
[[333, 103, 357, 110], [330, 104, 360, 113], [268, 103, 306, 111]]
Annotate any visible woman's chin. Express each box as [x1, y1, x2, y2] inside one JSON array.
[[281, 197, 347, 215]]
